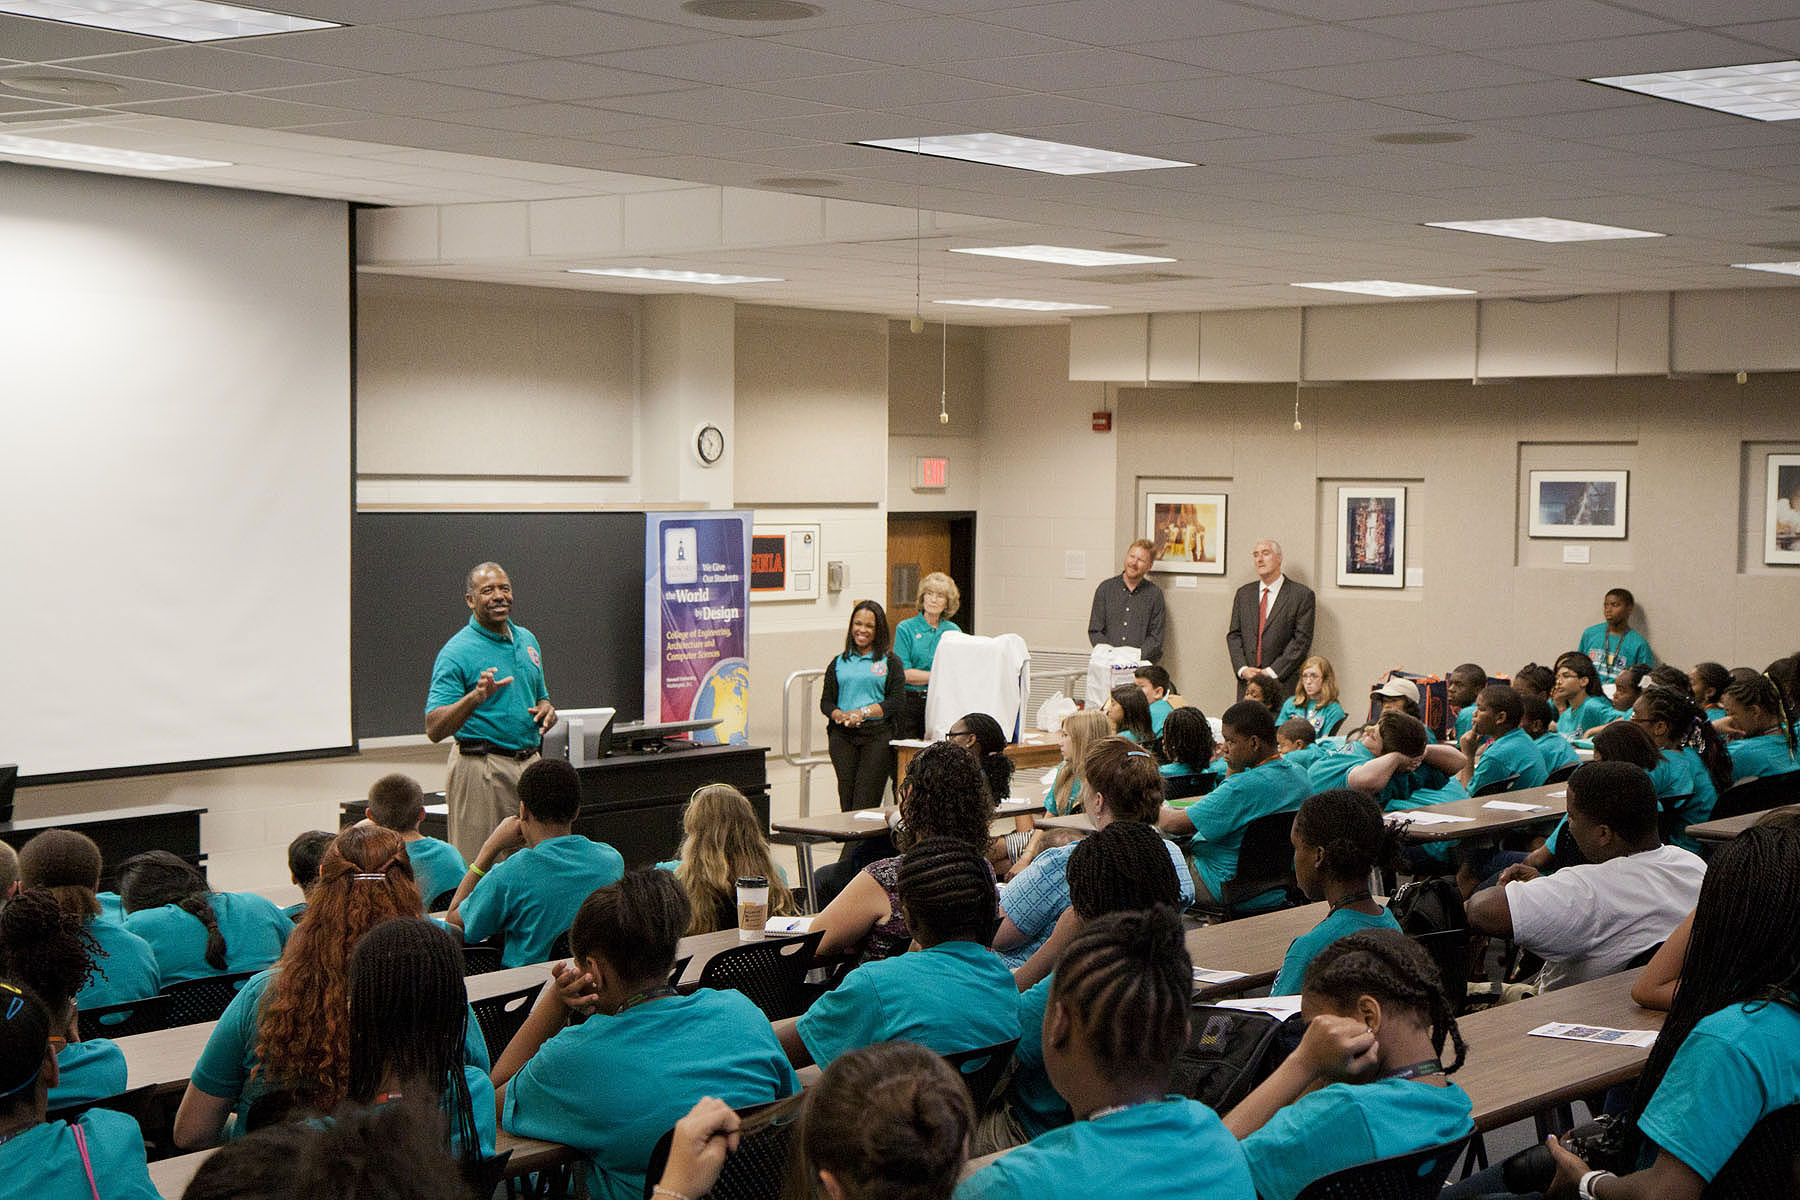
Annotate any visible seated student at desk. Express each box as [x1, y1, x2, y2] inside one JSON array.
[[117, 850, 291, 986], [1269, 791, 1402, 996], [1323, 714, 1466, 810], [1631, 686, 1732, 851], [1005, 710, 1110, 877], [362, 773, 467, 911], [1465, 762, 1703, 993], [1227, 930, 1471, 1200], [1161, 701, 1312, 910], [1274, 717, 1323, 772], [447, 757, 624, 967], [1446, 662, 1487, 740], [1449, 813, 1800, 1200], [777, 838, 1018, 1069], [495, 870, 798, 1200], [659, 783, 796, 935], [956, 907, 1255, 1200], [0, 980, 159, 1200], [1133, 664, 1182, 737], [1105, 684, 1157, 746], [280, 829, 333, 922], [1719, 671, 1799, 783], [0, 890, 125, 1108], [1553, 653, 1619, 739], [1456, 685, 1549, 795], [1277, 655, 1348, 738], [17, 829, 159, 1009], [1520, 696, 1581, 779], [1159, 705, 1219, 795]]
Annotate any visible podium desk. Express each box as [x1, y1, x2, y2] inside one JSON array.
[[1, 803, 206, 886], [893, 733, 1062, 785]]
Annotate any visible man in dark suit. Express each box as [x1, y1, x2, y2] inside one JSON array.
[[1226, 538, 1316, 698]]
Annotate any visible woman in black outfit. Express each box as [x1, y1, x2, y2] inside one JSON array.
[[820, 599, 906, 812]]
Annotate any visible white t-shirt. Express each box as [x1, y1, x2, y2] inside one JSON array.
[[1506, 844, 1705, 992]]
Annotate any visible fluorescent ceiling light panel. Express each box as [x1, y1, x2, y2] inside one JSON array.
[[1589, 60, 1800, 122], [1291, 280, 1475, 297], [1732, 261, 1800, 276], [856, 133, 1191, 176], [0, 133, 230, 170], [567, 268, 782, 284], [1424, 217, 1664, 242], [0, 0, 339, 41], [934, 298, 1110, 311], [950, 245, 1178, 266]]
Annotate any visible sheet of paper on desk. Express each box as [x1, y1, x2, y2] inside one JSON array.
[[1214, 995, 1303, 1018], [765, 916, 816, 933], [1402, 812, 1477, 825], [1040, 768, 1059, 785], [1483, 800, 1552, 813], [1527, 1022, 1658, 1048], [891, 738, 933, 748], [851, 810, 890, 822], [425, 804, 448, 815], [1192, 967, 1250, 985], [1546, 790, 1566, 799]]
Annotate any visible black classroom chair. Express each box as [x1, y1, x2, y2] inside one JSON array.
[[471, 981, 545, 1065], [1702, 1103, 1800, 1197], [463, 1148, 514, 1200], [1294, 1138, 1469, 1199], [1187, 808, 1304, 923], [47, 1084, 176, 1160], [1656, 795, 1694, 846], [163, 970, 259, 1027], [942, 1038, 1020, 1111], [667, 954, 693, 988], [1163, 772, 1219, 803], [1545, 763, 1579, 785], [695, 930, 824, 1020], [78, 993, 172, 1041], [1408, 929, 1471, 1017], [1472, 774, 1521, 798], [462, 941, 506, 977], [549, 930, 571, 961], [641, 1098, 797, 1200], [1710, 772, 1800, 823], [429, 886, 458, 913]]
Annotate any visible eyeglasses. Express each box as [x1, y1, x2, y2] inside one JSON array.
[[947, 728, 977, 741]]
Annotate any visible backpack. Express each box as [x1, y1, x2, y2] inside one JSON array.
[[1388, 875, 1465, 936], [1170, 1004, 1306, 1113]]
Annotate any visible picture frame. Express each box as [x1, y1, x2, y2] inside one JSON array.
[[1766, 454, 1800, 566], [1527, 470, 1629, 539], [1336, 486, 1406, 588], [749, 523, 821, 601], [1143, 492, 1226, 575]]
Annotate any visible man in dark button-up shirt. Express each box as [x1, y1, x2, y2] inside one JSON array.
[[1088, 539, 1166, 662]]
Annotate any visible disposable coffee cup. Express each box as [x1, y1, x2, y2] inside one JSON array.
[[736, 874, 769, 940]]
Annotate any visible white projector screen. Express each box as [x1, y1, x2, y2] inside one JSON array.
[[0, 164, 352, 779]]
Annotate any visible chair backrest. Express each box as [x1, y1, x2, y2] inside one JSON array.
[[1702, 1103, 1800, 1197], [1294, 1137, 1469, 1199], [1546, 762, 1579, 785], [462, 1148, 514, 1199], [549, 930, 572, 961], [1657, 795, 1694, 845], [78, 993, 172, 1041], [667, 954, 693, 988], [642, 1099, 798, 1200], [1472, 773, 1521, 798], [1711, 773, 1800, 822], [1220, 808, 1301, 909], [695, 930, 824, 1020], [941, 1038, 1020, 1110], [461, 943, 505, 977], [1163, 772, 1218, 803], [1408, 929, 1471, 1016], [163, 971, 259, 1027], [45, 1083, 161, 1133], [1624, 940, 1664, 970], [429, 886, 457, 913], [470, 982, 545, 1065]]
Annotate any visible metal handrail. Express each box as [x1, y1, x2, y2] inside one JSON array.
[[781, 668, 830, 819]]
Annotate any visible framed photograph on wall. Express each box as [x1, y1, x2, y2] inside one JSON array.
[[1528, 470, 1629, 539], [750, 523, 821, 601], [1336, 486, 1406, 588], [1766, 454, 1800, 566], [1143, 492, 1226, 575]]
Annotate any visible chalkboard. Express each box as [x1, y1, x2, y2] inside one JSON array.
[[353, 512, 646, 739]]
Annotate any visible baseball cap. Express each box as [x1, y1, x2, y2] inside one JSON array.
[[1371, 677, 1420, 705]]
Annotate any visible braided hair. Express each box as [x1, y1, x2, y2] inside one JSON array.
[[896, 836, 997, 946], [800, 1041, 972, 1200], [1634, 686, 1732, 797], [1160, 706, 1215, 772], [1591, 720, 1661, 771], [0, 888, 99, 1014], [1690, 662, 1730, 710], [0, 980, 53, 1119], [17, 828, 104, 920], [1624, 815, 1800, 1135], [895, 740, 993, 854], [955, 712, 1015, 804], [347, 917, 479, 1166], [1080, 736, 1165, 825], [1108, 684, 1157, 747], [1293, 790, 1400, 885], [1303, 928, 1466, 1074], [117, 850, 228, 971], [1514, 663, 1555, 699], [1066, 821, 1180, 919], [1767, 654, 1800, 716], [1051, 906, 1191, 1084], [1724, 671, 1799, 759]]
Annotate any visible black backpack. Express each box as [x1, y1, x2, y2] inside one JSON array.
[[1388, 875, 1465, 935], [1170, 1003, 1306, 1113]]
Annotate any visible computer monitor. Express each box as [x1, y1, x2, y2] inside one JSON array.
[[541, 708, 616, 768]]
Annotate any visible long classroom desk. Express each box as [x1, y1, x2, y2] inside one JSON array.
[[1389, 783, 1567, 844], [1184, 901, 1336, 998], [148, 1129, 580, 1198], [772, 798, 1040, 892], [1686, 802, 1800, 844]]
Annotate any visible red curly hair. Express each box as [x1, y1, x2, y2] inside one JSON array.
[[252, 825, 422, 1109]]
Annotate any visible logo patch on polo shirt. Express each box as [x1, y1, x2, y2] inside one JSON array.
[[870, 661, 886, 676], [527, 646, 541, 667]]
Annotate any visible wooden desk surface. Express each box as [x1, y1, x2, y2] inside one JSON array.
[[1391, 783, 1567, 844], [1686, 803, 1800, 844], [148, 1129, 577, 1197], [894, 734, 1062, 784], [1185, 901, 1333, 998], [773, 798, 1039, 842], [1457, 969, 1664, 1132], [1034, 812, 1096, 834]]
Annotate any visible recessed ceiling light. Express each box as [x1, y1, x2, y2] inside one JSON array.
[[1291, 280, 1475, 297], [567, 268, 782, 285], [681, 0, 819, 19], [1424, 217, 1664, 242], [934, 298, 1110, 311], [950, 245, 1177, 267], [0, 133, 229, 170], [1732, 261, 1800, 277], [856, 133, 1192, 176], [1, 74, 124, 99], [0, 0, 339, 41], [1372, 131, 1472, 145], [1589, 60, 1800, 122]]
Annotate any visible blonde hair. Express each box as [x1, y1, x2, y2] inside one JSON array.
[[916, 572, 961, 618], [1053, 710, 1114, 816], [1293, 655, 1340, 707], [673, 784, 796, 935]]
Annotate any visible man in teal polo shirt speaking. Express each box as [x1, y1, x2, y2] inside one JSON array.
[[426, 562, 556, 858]]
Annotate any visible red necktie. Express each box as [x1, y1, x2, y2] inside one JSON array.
[[1256, 587, 1269, 664]]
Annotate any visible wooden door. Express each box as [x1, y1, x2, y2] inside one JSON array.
[[886, 516, 952, 625]]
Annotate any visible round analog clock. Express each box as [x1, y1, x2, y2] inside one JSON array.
[[694, 422, 726, 466]]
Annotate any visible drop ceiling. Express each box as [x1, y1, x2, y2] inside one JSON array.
[[3, 0, 1797, 323]]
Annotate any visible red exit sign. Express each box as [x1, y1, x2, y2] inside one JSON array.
[[914, 456, 949, 490]]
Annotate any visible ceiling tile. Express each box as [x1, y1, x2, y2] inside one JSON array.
[[405, 59, 682, 101], [773, 16, 1078, 65], [0, 63, 212, 104], [1261, 52, 1550, 100], [1146, 24, 1432, 72], [593, 85, 844, 125], [745, 67, 1018, 108], [1719, 18, 1800, 54], [62, 46, 359, 91], [936, 48, 1212, 91], [974, 0, 1301, 45], [254, 26, 529, 73], [117, 93, 368, 127], [257, 75, 521, 114], [1475, 29, 1789, 77], [579, 37, 866, 85], [453, 101, 672, 137], [389, 6, 703, 57], [1348, 1, 1678, 50]]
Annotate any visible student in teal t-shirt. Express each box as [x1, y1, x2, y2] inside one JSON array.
[[1457, 685, 1549, 796], [16, 829, 161, 1011], [280, 829, 333, 922], [1634, 687, 1733, 849], [0, 890, 129, 1110], [1553, 652, 1619, 737], [1162, 701, 1312, 908], [1579, 587, 1655, 686], [1157, 704, 1217, 798], [1330, 713, 1468, 812], [116, 850, 291, 985], [362, 772, 470, 911], [496, 870, 798, 1200], [893, 571, 963, 738], [1689, 662, 1731, 724], [1105, 683, 1157, 746], [781, 837, 1019, 1067], [1445, 662, 1486, 741], [1229, 929, 1471, 1200], [958, 906, 1254, 1200], [1134, 664, 1185, 737], [1520, 696, 1581, 779], [1721, 672, 1799, 783], [0, 981, 160, 1200], [448, 758, 624, 966], [1270, 791, 1403, 996], [1274, 717, 1325, 773], [1277, 655, 1348, 737]]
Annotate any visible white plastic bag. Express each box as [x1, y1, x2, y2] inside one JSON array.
[[1036, 691, 1078, 734], [1086, 644, 1145, 709]]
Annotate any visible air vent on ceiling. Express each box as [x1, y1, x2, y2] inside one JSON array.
[[1075, 271, 1207, 285]]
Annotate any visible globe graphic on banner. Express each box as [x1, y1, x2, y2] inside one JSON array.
[[692, 657, 750, 745]]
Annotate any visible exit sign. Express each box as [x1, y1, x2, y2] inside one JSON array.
[[914, 456, 949, 490]]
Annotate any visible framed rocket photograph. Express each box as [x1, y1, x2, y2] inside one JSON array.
[[1528, 470, 1628, 539], [1336, 486, 1406, 588]]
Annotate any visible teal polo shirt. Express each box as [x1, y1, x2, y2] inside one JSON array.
[[1534, 731, 1581, 777], [405, 835, 469, 910], [1638, 1000, 1800, 1183], [1557, 695, 1617, 737], [1270, 904, 1402, 996], [893, 614, 960, 692], [1469, 727, 1548, 793], [830, 650, 891, 712], [1242, 1078, 1472, 1200], [1727, 731, 1798, 782], [460, 833, 625, 966], [49, 1039, 127, 1108], [1188, 756, 1312, 904], [124, 890, 292, 985], [0, 1111, 159, 1200], [78, 916, 160, 1010], [426, 616, 548, 751], [797, 938, 1020, 1067]]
